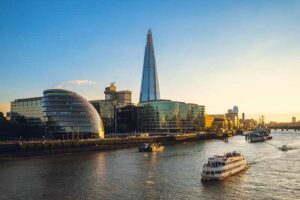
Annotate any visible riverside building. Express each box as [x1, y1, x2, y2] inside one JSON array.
[[10, 89, 104, 138], [137, 30, 205, 134], [138, 100, 205, 133], [90, 83, 133, 133]]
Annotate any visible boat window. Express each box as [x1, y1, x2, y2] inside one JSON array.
[[215, 171, 221, 174], [206, 171, 210, 175], [222, 163, 225, 166]]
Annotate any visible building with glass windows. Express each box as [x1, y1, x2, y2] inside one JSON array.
[[90, 83, 133, 134], [42, 89, 104, 138], [138, 100, 205, 133], [10, 89, 104, 138], [11, 97, 44, 126], [139, 29, 160, 102]]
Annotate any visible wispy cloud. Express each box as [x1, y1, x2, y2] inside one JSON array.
[[55, 84, 65, 89], [68, 80, 97, 85], [54, 80, 97, 89]]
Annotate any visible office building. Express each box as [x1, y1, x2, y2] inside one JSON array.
[[226, 106, 239, 129], [11, 97, 44, 126], [115, 104, 138, 133], [90, 83, 132, 133], [139, 29, 160, 102], [138, 100, 205, 133], [11, 89, 104, 138], [104, 83, 132, 105]]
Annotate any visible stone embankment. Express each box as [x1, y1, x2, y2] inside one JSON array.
[[0, 132, 231, 158]]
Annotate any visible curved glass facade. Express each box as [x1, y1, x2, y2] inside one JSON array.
[[42, 89, 104, 138], [138, 100, 205, 133]]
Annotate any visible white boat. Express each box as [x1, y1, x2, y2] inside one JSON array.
[[201, 151, 248, 181]]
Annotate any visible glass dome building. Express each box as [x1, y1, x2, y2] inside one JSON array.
[[42, 89, 104, 138]]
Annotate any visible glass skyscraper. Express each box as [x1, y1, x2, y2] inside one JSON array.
[[139, 29, 160, 102]]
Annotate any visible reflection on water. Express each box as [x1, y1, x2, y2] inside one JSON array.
[[0, 131, 299, 200]]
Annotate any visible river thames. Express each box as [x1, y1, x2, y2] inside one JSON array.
[[0, 131, 299, 200]]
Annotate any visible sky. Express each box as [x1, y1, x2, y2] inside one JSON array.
[[0, 0, 299, 122]]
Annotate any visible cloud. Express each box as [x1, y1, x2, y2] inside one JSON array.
[[54, 80, 98, 89], [68, 80, 97, 85], [55, 84, 65, 89]]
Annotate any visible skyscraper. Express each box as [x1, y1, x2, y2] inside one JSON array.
[[139, 29, 160, 102]]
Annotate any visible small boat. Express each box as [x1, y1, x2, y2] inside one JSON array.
[[139, 143, 164, 152], [201, 151, 248, 181], [281, 145, 288, 151]]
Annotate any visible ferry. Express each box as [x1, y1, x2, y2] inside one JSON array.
[[201, 151, 248, 181], [139, 143, 164, 152]]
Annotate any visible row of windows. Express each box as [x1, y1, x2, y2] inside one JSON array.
[[203, 163, 245, 175], [43, 111, 89, 116]]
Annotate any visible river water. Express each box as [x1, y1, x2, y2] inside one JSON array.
[[0, 131, 299, 200]]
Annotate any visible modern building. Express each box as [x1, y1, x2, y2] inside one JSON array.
[[11, 97, 44, 126], [89, 100, 115, 133], [104, 83, 132, 105], [43, 89, 104, 138], [115, 104, 138, 133], [138, 100, 205, 133], [139, 29, 160, 102], [90, 83, 132, 134], [10, 89, 104, 138], [226, 106, 239, 129], [292, 117, 296, 123]]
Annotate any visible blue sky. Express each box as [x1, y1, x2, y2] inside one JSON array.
[[0, 0, 300, 121]]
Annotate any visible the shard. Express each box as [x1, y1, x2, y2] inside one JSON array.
[[139, 29, 160, 102]]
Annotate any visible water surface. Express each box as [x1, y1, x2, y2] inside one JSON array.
[[0, 131, 299, 200]]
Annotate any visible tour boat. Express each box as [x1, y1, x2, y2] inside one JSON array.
[[139, 143, 164, 152], [201, 151, 248, 181]]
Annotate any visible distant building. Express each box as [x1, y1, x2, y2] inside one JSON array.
[[10, 89, 104, 138], [210, 114, 230, 130], [204, 114, 214, 128], [116, 105, 138, 133], [242, 113, 245, 120], [90, 100, 115, 133], [232, 106, 239, 114], [139, 29, 160, 102], [90, 83, 132, 134], [292, 117, 296, 123], [226, 106, 239, 129], [138, 100, 205, 133], [11, 97, 44, 126], [239, 119, 257, 130], [104, 83, 131, 105]]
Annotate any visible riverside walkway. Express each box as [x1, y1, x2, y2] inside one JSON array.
[[0, 132, 230, 157]]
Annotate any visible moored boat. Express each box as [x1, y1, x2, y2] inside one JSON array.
[[201, 151, 248, 181], [139, 143, 164, 152]]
